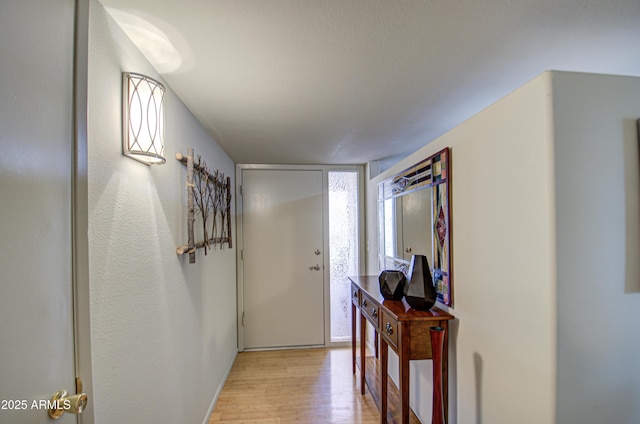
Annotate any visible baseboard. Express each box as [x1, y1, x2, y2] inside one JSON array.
[[243, 344, 324, 352], [201, 350, 238, 424]]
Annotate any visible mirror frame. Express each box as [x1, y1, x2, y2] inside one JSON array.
[[378, 147, 453, 306]]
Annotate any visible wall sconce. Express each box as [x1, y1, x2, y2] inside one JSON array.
[[122, 72, 166, 165]]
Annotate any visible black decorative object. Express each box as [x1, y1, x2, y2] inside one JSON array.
[[403, 254, 437, 310], [378, 270, 407, 300]]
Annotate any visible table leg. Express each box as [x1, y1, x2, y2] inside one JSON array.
[[442, 321, 449, 424], [351, 302, 356, 374], [380, 337, 388, 424], [399, 340, 410, 424], [360, 311, 366, 395]]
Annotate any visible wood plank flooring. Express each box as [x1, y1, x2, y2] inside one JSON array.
[[360, 356, 421, 424], [209, 348, 380, 423]]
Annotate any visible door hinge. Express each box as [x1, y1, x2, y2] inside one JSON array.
[[241, 312, 245, 327], [240, 249, 243, 260], [239, 184, 242, 196]]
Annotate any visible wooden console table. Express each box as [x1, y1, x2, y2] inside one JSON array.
[[349, 276, 454, 424]]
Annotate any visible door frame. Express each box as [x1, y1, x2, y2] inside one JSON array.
[[235, 164, 365, 352], [73, 1, 93, 422]]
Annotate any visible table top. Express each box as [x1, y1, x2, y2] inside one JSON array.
[[349, 275, 454, 322]]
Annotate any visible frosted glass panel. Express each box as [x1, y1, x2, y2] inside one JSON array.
[[329, 171, 359, 342], [384, 198, 396, 257]]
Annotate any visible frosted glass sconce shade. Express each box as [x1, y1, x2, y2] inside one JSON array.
[[122, 72, 166, 165]]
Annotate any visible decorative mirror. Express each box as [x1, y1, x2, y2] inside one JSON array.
[[377, 147, 452, 306]]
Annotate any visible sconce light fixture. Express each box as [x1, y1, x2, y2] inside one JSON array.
[[122, 72, 166, 165]]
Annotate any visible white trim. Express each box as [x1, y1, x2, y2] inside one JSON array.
[[326, 340, 351, 349], [73, 1, 93, 423], [235, 163, 365, 352], [322, 170, 330, 346], [235, 165, 245, 351], [243, 344, 325, 352]]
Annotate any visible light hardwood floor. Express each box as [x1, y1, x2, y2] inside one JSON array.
[[208, 348, 381, 423]]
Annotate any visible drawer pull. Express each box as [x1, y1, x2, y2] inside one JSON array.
[[353, 291, 358, 298], [362, 299, 367, 308], [385, 322, 394, 335], [372, 309, 378, 318]]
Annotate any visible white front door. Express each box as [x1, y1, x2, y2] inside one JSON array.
[[241, 169, 325, 349], [0, 1, 82, 422]]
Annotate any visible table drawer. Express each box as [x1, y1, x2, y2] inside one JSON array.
[[381, 310, 399, 349], [351, 283, 360, 307], [360, 292, 379, 329]]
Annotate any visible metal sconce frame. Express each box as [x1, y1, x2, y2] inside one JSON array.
[[122, 72, 166, 165]]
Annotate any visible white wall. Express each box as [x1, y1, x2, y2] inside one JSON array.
[[366, 73, 557, 423], [552, 72, 640, 424], [87, 2, 237, 423], [366, 71, 640, 424]]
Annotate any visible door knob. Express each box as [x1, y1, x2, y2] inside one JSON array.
[[47, 389, 87, 419], [314, 249, 321, 255], [309, 264, 320, 271]]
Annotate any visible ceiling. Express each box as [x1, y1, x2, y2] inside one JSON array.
[[99, 0, 640, 165]]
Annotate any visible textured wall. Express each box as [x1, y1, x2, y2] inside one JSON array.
[[366, 73, 557, 423], [87, 2, 237, 423]]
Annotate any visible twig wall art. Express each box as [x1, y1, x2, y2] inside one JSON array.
[[176, 147, 232, 263]]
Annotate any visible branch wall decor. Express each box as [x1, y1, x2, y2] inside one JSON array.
[[176, 148, 232, 263]]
